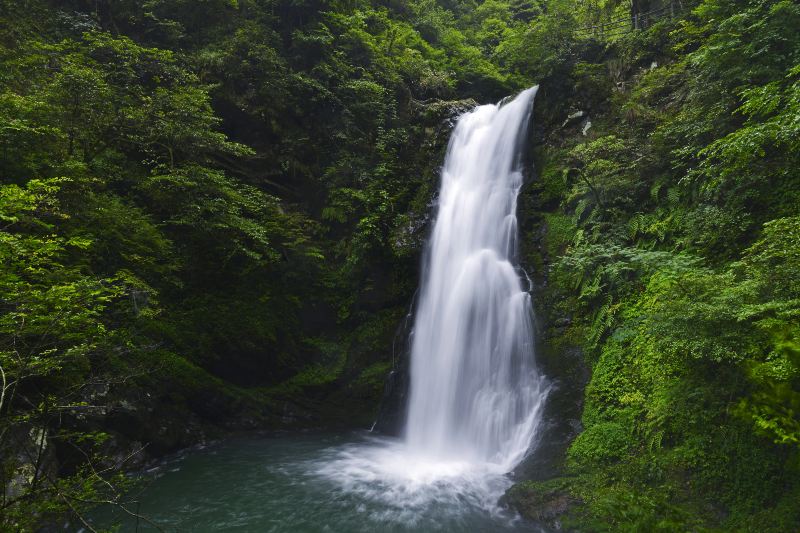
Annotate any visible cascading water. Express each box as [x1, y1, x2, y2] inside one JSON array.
[[93, 88, 549, 533], [90, 89, 550, 533], [405, 86, 547, 471], [310, 87, 548, 531]]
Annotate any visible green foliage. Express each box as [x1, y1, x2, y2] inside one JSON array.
[[569, 421, 631, 465], [0, 178, 136, 529], [2, 0, 799, 530], [0, 1, 551, 526], [529, 0, 800, 529]]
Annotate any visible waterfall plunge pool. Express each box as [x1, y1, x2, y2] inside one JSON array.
[[88, 88, 550, 533], [89, 432, 545, 532]]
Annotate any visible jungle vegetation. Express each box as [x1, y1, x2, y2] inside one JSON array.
[[0, 0, 797, 530]]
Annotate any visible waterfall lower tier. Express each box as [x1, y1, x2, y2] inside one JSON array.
[[405, 86, 547, 471]]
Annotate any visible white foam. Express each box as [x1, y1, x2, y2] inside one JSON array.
[[313, 435, 519, 526]]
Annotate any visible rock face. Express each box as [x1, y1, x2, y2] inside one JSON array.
[[373, 364, 409, 435], [373, 98, 478, 436], [503, 482, 579, 531], [371, 95, 590, 531], [3, 426, 58, 504], [372, 265, 414, 436], [511, 213, 588, 478], [374, 96, 589, 476]]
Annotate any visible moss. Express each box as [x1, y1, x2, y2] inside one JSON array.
[[504, 477, 581, 529], [355, 361, 393, 390], [537, 149, 571, 207], [265, 337, 346, 396], [568, 421, 631, 466], [543, 212, 576, 261]]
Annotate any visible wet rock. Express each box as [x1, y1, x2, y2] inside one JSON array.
[[391, 211, 430, 256], [581, 118, 592, 136], [504, 484, 579, 531], [373, 366, 409, 436], [98, 437, 148, 471], [415, 98, 479, 151], [553, 317, 572, 328], [561, 110, 585, 128], [375, 98, 480, 434], [3, 426, 58, 503]]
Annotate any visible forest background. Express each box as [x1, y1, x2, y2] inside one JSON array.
[[1, 0, 798, 530]]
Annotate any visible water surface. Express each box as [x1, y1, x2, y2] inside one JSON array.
[[90, 432, 543, 532], [90, 91, 548, 533]]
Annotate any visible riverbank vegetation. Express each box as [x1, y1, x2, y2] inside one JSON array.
[[1, 0, 797, 530], [510, 0, 800, 530]]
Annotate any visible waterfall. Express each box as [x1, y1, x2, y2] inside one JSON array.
[[313, 89, 548, 528], [405, 86, 547, 471]]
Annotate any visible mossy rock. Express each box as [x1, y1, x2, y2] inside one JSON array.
[[504, 479, 581, 531]]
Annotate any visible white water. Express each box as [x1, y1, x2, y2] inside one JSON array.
[[92, 89, 548, 533], [315, 87, 547, 529], [405, 85, 547, 469]]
